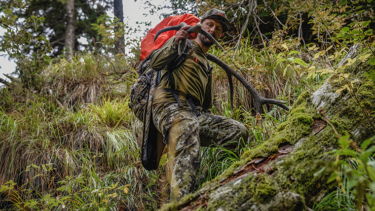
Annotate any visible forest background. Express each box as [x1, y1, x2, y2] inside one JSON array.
[[0, 0, 375, 210]]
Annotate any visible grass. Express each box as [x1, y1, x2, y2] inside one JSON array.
[[196, 101, 291, 189], [43, 53, 133, 81], [313, 164, 364, 211], [313, 188, 357, 211], [0, 92, 160, 209], [209, 36, 331, 115], [0, 52, 160, 210], [0, 34, 361, 210], [89, 97, 132, 128]]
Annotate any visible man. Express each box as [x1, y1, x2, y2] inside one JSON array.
[[149, 8, 249, 201]]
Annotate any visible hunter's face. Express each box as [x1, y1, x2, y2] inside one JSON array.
[[199, 18, 223, 47]]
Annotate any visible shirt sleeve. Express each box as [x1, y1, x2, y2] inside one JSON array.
[[150, 36, 179, 71]]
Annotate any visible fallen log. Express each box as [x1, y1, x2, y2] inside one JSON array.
[[161, 57, 375, 210]]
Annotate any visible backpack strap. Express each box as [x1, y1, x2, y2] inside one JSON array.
[[160, 88, 202, 116], [166, 39, 193, 90], [144, 69, 156, 85], [156, 70, 162, 86], [161, 39, 214, 115]]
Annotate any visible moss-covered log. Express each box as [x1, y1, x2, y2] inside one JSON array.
[[161, 60, 375, 210]]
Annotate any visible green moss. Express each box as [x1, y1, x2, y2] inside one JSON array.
[[254, 180, 278, 203], [290, 107, 305, 115], [164, 61, 375, 210], [202, 174, 278, 210], [295, 115, 314, 125], [292, 91, 311, 109], [160, 203, 178, 211], [274, 158, 334, 199], [275, 122, 288, 132], [240, 92, 315, 161]]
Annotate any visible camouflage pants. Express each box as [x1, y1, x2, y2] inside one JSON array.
[[152, 102, 249, 201]]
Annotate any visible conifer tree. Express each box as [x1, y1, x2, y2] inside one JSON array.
[[15, 0, 112, 58]]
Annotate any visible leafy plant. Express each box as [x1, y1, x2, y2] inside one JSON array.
[[91, 13, 141, 58], [328, 135, 375, 210], [275, 46, 308, 77], [0, 0, 52, 89], [91, 14, 126, 50]]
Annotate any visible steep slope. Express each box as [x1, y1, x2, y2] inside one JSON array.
[[161, 59, 375, 210]]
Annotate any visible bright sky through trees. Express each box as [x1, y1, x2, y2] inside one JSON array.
[[0, 25, 16, 78], [0, 0, 170, 79]]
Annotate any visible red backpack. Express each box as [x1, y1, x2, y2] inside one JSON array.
[[140, 13, 200, 60]]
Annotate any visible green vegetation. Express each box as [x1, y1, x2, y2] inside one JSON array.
[[160, 58, 375, 210], [311, 136, 375, 211], [0, 53, 161, 209], [1, 0, 375, 210]]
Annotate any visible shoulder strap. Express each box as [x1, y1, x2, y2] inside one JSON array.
[[138, 49, 159, 76], [166, 39, 193, 90], [160, 40, 214, 111], [168, 39, 194, 70]]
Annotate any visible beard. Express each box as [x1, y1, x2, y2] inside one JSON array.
[[198, 33, 214, 48]]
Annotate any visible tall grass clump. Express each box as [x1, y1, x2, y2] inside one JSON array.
[[313, 185, 356, 211], [89, 97, 132, 128], [40, 52, 136, 109], [0, 52, 161, 210]]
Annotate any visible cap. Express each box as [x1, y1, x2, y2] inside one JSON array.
[[200, 8, 232, 32]]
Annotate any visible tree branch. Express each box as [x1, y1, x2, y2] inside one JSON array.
[[255, 14, 268, 25], [298, 12, 306, 49], [251, 31, 259, 46], [4, 74, 20, 83], [336, 44, 360, 68], [50, 37, 65, 46], [233, 0, 255, 57], [253, 12, 265, 47], [261, 0, 287, 28], [0, 78, 10, 86]]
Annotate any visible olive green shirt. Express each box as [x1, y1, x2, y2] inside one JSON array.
[[150, 37, 212, 109]]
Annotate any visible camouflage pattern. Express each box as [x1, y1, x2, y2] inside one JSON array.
[[129, 69, 157, 121], [152, 102, 249, 201], [200, 8, 232, 32]]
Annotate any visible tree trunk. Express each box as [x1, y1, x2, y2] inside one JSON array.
[[160, 59, 375, 210], [114, 0, 124, 54], [65, 0, 75, 62]]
